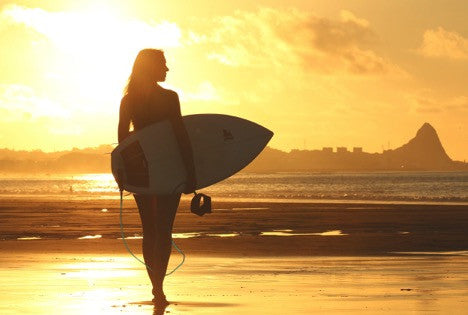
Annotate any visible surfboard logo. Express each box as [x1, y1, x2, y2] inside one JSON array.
[[223, 129, 234, 141]]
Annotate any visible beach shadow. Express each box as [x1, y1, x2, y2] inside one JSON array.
[[127, 301, 168, 315]]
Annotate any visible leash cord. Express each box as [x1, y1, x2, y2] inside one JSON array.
[[119, 182, 187, 275]]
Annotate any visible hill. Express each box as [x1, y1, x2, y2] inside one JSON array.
[[0, 124, 466, 174], [244, 123, 467, 172]]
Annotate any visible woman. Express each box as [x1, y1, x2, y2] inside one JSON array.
[[118, 49, 197, 307]]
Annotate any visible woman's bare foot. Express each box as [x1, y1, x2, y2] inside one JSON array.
[[152, 291, 169, 307]]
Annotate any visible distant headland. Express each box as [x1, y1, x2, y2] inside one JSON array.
[[244, 123, 467, 172], [0, 123, 466, 174]]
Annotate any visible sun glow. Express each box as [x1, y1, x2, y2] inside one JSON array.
[[3, 4, 182, 113]]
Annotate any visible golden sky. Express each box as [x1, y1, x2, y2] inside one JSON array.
[[0, 0, 467, 160]]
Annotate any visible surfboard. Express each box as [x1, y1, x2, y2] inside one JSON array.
[[111, 114, 273, 194]]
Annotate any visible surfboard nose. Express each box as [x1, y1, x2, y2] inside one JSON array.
[[182, 114, 273, 190]]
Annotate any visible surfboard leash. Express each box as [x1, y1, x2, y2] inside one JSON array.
[[119, 187, 186, 276]]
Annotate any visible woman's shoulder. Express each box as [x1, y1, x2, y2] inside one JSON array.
[[154, 85, 179, 99]]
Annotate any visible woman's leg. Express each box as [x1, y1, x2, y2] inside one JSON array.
[[151, 194, 181, 295], [134, 193, 181, 299]]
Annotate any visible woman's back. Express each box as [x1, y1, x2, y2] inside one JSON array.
[[121, 86, 178, 132]]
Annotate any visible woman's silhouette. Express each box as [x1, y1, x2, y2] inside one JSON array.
[[118, 49, 196, 307]]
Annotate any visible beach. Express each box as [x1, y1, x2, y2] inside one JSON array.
[[2, 0, 467, 313], [1, 196, 468, 314]]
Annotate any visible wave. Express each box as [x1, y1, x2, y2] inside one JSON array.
[[0, 172, 466, 203]]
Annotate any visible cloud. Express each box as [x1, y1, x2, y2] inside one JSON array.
[[408, 91, 468, 113], [191, 7, 400, 76], [185, 81, 220, 101], [0, 84, 70, 122], [164, 81, 240, 109], [1, 4, 182, 52], [417, 27, 468, 59], [48, 125, 83, 135], [0, 4, 186, 115], [446, 95, 468, 111], [339, 10, 369, 28], [0, 4, 183, 83]]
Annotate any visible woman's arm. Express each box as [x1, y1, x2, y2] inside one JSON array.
[[169, 93, 197, 193], [118, 97, 131, 143]]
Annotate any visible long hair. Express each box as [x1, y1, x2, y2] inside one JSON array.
[[124, 49, 165, 104]]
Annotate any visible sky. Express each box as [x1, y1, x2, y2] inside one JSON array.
[[0, 0, 467, 161]]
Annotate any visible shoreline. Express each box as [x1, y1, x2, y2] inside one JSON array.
[[0, 193, 467, 206]]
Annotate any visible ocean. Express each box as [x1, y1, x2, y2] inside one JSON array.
[[0, 171, 466, 204]]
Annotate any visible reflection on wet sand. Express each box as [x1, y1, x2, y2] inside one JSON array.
[[311, 230, 348, 236], [205, 233, 239, 237], [117, 235, 142, 240], [61, 260, 136, 279], [118, 232, 204, 239], [172, 232, 201, 238], [260, 229, 348, 236], [391, 250, 468, 256], [17, 236, 42, 240], [2, 254, 468, 314], [78, 235, 102, 239]]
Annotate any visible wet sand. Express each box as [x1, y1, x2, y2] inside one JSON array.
[[1, 253, 468, 314], [1, 196, 468, 313]]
